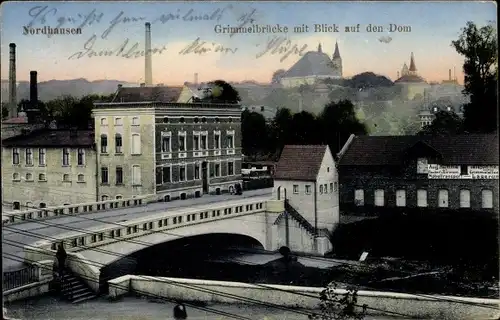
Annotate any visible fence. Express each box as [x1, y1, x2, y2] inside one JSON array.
[[3, 265, 39, 291]]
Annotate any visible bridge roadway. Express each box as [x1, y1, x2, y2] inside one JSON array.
[[2, 188, 273, 272]]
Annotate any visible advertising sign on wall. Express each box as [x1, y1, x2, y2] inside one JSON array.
[[427, 164, 499, 179]]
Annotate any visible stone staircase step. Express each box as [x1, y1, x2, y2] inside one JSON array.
[[71, 292, 97, 304]]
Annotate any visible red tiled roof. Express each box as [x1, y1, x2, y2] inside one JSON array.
[[338, 134, 499, 166], [112, 86, 183, 103], [274, 145, 327, 181]]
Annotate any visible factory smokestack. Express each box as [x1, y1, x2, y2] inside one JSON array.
[[145, 22, 152, 86], [30, 71, 38, 107], [9, 43, 17, 119], [194, 73, 199, 85], [449, 69, 452, 81]]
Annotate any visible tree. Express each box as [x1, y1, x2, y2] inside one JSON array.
[[271, 69, 286, 84], [319, 100, 367, 154], [420, 110, 464, 135], [309, 282, 367, 320], [290, 111, 320, 144], [241, 109, 270, 157], [2, 104, 8, 119], [271, 107, 293, 151], [201, 80, 241, 104], [452, 21, 497, 133]]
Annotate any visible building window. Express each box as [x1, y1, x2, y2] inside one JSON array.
[[40, 203, 46, 208], [156, 168, 162, 185], [482, 189, 493, 209], [214, 132, 221, 149], [38, 173, 46, 181], [460, 165, 468, 176], [116, 195, 123, 199], [438, 189, 449, 208], [163, 117, 169, 123], [62, 148, 70, 166], [26, 173, 33, 181], [77, 148, 85, 165], [100, 118, 108, 126], [26, 202, 33, 210], [214, 163, 221, 177], [330, 183, 333, 192], [77, 174, 85, 182], [459, 189, 470, 208], [115, 117, 123, 126], [101, 167, 109, 184], [116, 166, 123, 184], [179, 165, 186, 181], [178, 133, 186, 152], [180, 117, 185, 123], [227, 161, 234, 176], [293, 185, 299, 194], [195, 163, 200, 179], [354, 189, 364, 206], [101, 195, 109, 201], [12, 173, 20, 181], [417, 189, 427, 207], [334, 182, 338, 192], [132, 165, 141, 185], [226, 133, 234, 148], [162, 135, 171, 152], [62, 174, 70, 182], [131, 134, 141, 154], [115, 134, 123, 153], [201, 134, 207, 150], [100, 134, 108, 153], [396, 189, 406, 207], [305, 185, 311, 195], [13, 202, 21, 210], [38, 148, 46, 166], [374, 189, 384, 206], [193, 133, 200, 150], [12, 148, 20, 165], [319, 185, 324, 194], [25, 148, 33, 165], [131, 117, 139, 126], [162, 166, 171, 183], [416, 158, 428, 174]]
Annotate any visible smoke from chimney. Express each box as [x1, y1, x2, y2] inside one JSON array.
[[9, 43, 17, 118], [30, 71, 38, 108], [145, 22, 152, 86]]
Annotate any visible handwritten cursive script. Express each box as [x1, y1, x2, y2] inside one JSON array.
[[68, 34, 167, 60], [179, 38, 238, 55], [230, 8, 257, 37], [152, 7, 229, 24], [27, 6, 104, 38], [255, 36, 308, 62], [101, 11, 146, 39]]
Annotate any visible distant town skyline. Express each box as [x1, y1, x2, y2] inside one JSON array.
[[1, 1, 496, 85]]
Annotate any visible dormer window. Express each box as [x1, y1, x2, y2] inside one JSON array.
[[416, 158, 428, 174]]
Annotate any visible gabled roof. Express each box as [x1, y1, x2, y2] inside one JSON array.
[[112, 86, 183, 103], [338, 134, 499, 166], [395, 74, 427, 83], [274, 145, 328, 181], [282, 51, 337, 78], [2, 129, 95, 148]]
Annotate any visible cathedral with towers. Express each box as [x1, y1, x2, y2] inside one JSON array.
[[279, 42, 343, 88]]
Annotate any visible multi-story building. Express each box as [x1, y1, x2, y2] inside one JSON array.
[[337, 134, 499, 213], [1, 129, 98, 209], [92, 85, 243, 201]]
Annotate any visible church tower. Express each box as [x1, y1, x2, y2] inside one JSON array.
[[408, 52, 417, 75], [331, 41, 342, 78]]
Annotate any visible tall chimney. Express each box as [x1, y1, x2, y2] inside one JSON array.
[[449, 69, 452, 81], [9, 43, 17, 118], [194, 73, 199, 85], [145, 22, 152, 86], [30, 71, 38, 108]]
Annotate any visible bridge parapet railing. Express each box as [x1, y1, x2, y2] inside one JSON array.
[[2, 195, 151, 226], [25, 197, 282, 261]]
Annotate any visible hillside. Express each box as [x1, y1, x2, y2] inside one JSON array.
[[1, 78, 137, 102]]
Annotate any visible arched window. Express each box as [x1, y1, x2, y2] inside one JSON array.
[[25, 173, 33, 181], [101, 195, 109, 201], [12, 173, 20, 180], [77, 174, 85, 182], [438, 189, 449, 208], [39, 203, 47, 208], [459, 189, 470, 208], [100, 134, 108, 153], [116, 195, 123, 200], [115, 134, 123, 153], [13, 202, 20, 210], [482, 189, 493, 209]]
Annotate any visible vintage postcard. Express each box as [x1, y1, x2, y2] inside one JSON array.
[[1, 1, 498, 320]]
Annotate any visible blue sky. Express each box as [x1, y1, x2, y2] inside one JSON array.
[[0, 1, 496, 84]]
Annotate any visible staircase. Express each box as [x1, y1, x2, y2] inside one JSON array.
[[60, 271, 98, 304]]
